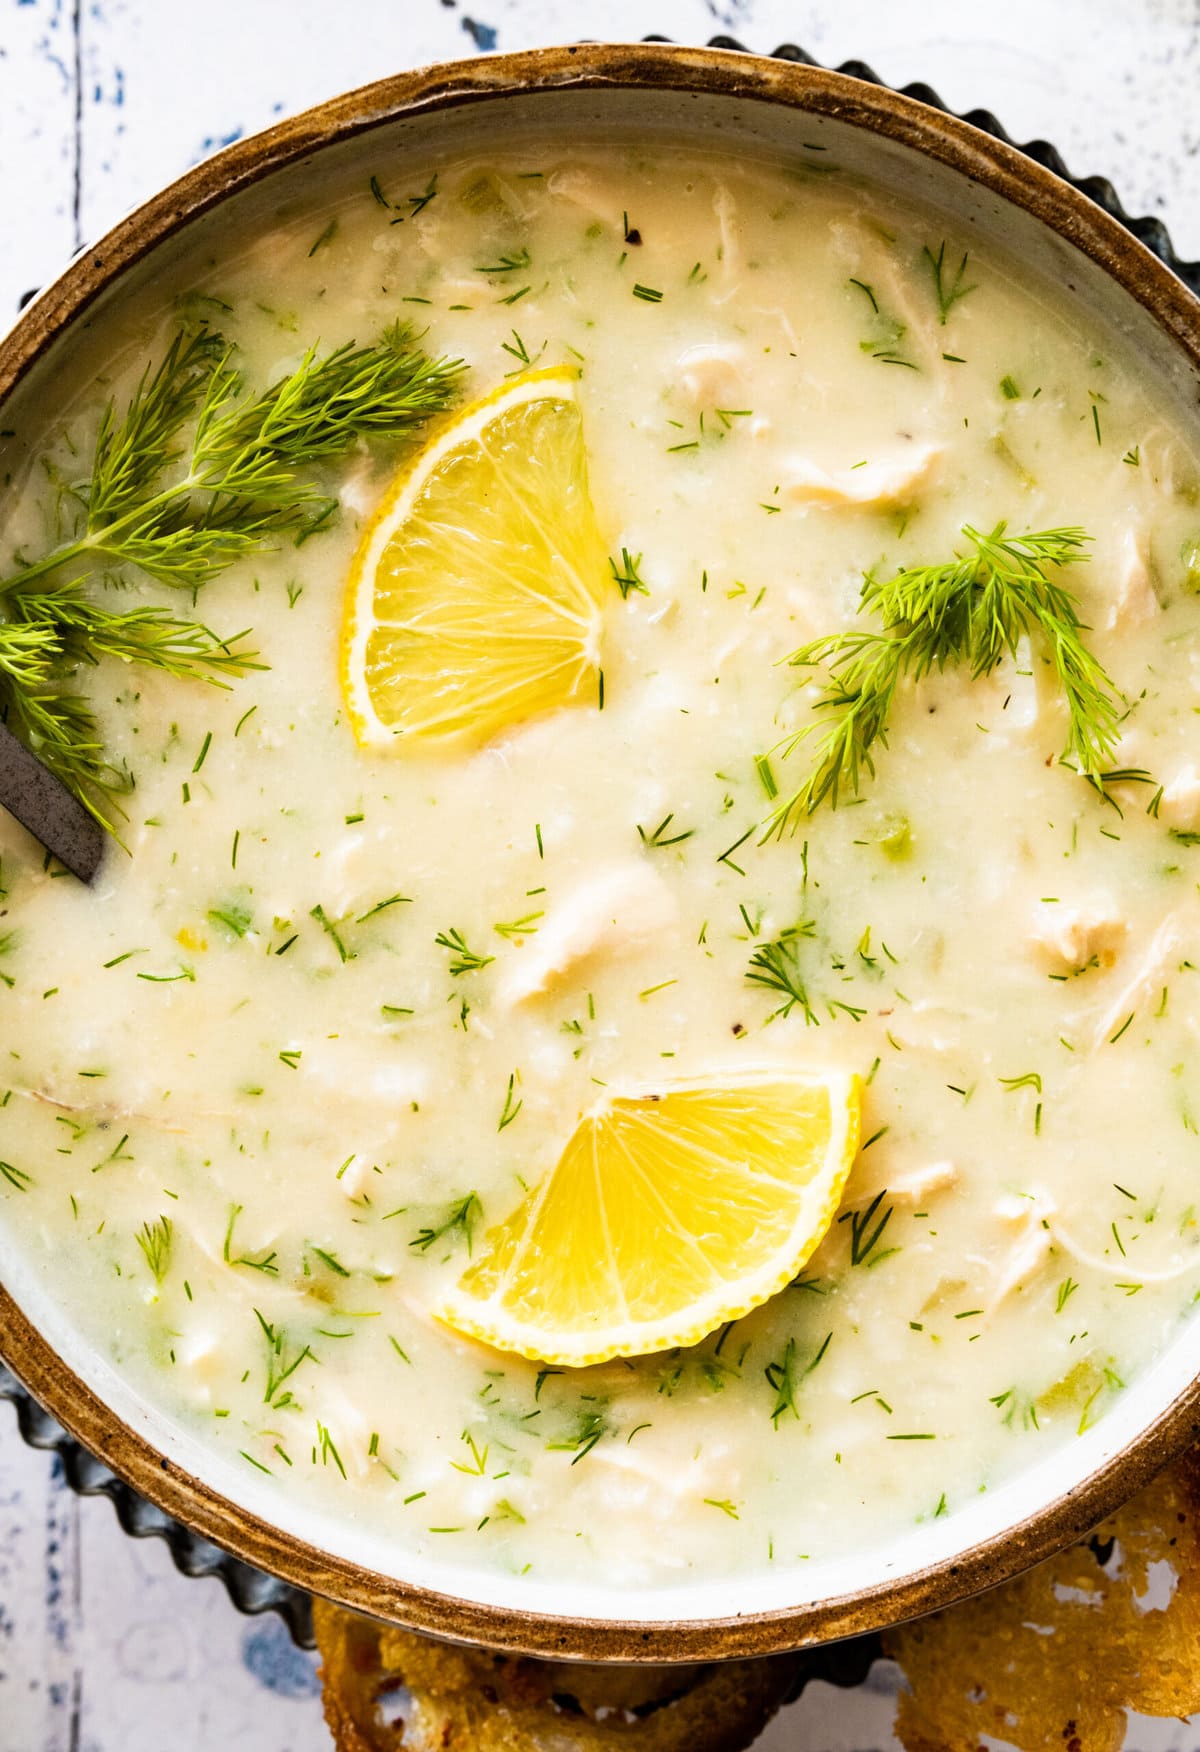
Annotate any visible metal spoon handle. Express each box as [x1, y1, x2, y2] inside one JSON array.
[[0, 721, 105, 883]]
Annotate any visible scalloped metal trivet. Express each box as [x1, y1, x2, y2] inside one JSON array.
[[2, 33, 1196, 1674]]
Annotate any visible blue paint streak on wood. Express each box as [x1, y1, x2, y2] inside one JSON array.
[[241, 1619, 320, 1700], [461, 15, 497, 49]]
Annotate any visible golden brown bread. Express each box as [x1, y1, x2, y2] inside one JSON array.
[[313, 1599, 799, 1751], [884, 1447, 1200, 1750]]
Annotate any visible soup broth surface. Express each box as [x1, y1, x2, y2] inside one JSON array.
[[2, 141, 1200, 1593]]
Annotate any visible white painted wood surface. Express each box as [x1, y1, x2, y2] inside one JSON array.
[[1, 1, 1198, 1745]]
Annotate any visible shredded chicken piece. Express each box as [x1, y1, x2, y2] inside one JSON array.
[[585, 1441, 726, 1507], [27, 1087, 192, 1134], [847, 1160, 957, 1209], [1091, 911, 1196, 1049], [1029, 896, 1127, 973], [988, 1189, 1058, 1307], [1102, 526, 1159, 630], [545, 166, 628, 229], [781, 441, 940, 509], [675, 341, 748, 409], [710, 182, 743, 304], [881, 1000, 985, 1054], [177, 1331, 224, 1383], [500, 863, 678, 1004], [994, 1189, 1058, 1226], [1159, 764, 1200, 833], [827, 216, 944, 374]]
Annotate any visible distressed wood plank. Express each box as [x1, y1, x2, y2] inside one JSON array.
[[0, 0, 79, 325]]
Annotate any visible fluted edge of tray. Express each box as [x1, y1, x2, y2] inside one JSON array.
[[0, 1360, 317, 1646], [1, 31, 1194, 1675], [685, 34, 1199, 293]]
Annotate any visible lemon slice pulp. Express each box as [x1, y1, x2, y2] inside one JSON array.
[[341, 367, 608, 747], [437, 1071, 862, 1366]]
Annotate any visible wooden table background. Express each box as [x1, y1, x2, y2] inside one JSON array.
[[1, 0, 1199, 1745]]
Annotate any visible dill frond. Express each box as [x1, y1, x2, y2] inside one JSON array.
[[135, 1214, 173, 1285], [769, 523, 1119, 835], [745, 922, 819, 1023], [409, 1192, 482, 1255], [87, 328, 227, 525], [923, 240, 977, 324], [0, 321, 463, 830], [435, 928, 494, 974], [609, 547, 650, 598], [0, 576, 260, 831]]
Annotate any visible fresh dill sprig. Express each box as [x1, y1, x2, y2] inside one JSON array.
[[409, 1192, 482, 1256], [923, 241, 976, 324], [746, 924, 819, 1024], [0, 321, 462, 829], [135, 1214, 173, 1285], [0, 577, 261, 829], [8, 321, 463, 598], [435, 927, 495, 975], [769, 523, 1119, 835]]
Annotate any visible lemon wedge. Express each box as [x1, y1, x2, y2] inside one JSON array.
[[437, 1071, 862, 1366], [341, 367, 608, 747]]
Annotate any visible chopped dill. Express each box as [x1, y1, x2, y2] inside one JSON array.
[[255, 1310, 315, 1407], [637, 812, 695, 850], [475, 246, 532, 275], [493, 912, 543, 940], [923, 240, 977, 323], [435, 927, 495, 975], [310, 903, 353, 963], [224, 1203, 279, 1275], [356, 893, 411, 922], [497, 1072, 523, 1132], [409, 1192, 481, 1256], [840, 1190, 895, 1267], [765, 1331, 831, 1425], [609, 548, 650, 598], [135, 1215, 173, 1285], [746, 924, 818, 1024]]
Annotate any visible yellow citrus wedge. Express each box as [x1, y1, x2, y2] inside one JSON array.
[[341, 366, 608, 747], [437, 1070, 862, 1366]]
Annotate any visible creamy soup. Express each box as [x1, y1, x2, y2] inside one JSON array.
[[2, 142, 1200, 1595]]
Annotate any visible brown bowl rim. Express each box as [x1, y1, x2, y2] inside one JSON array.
[[2, 40, 1200, 1663]]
